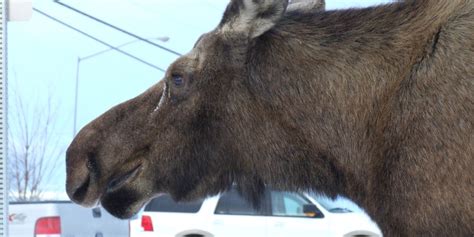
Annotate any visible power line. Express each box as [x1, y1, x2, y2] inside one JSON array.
[[54, 0, 182, 57], [33, 8, 166, 72]]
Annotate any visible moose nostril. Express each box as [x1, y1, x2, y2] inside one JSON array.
[[72, 175, 91, 203], [86, 152, 100, 176], [66, 151, 101, 205]]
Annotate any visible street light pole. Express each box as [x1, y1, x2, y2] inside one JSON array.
[[72, 37, 169, 137], [81, 36, 169, 61], [73, 57, 81, 136]]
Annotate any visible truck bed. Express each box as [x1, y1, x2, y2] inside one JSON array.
[[9, 201, 129, 237]]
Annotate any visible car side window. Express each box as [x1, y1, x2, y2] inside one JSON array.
[[214, 189, 265, 216], [145, 194, 204, 213], [270, 191, 318, 217]]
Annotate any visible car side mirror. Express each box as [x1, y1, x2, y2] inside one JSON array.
[[303, 204, 322, 218]]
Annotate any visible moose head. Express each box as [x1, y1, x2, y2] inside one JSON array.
[[66, 0, 330, 218]]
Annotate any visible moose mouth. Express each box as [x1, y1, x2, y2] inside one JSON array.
[[71, 163, 144, 207], [106, 163, 143, 193]]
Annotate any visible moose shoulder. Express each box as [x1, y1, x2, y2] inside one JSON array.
[[65, 0, 474, 236]]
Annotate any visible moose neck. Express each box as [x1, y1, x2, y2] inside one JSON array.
[[241, 7, 430, 204]]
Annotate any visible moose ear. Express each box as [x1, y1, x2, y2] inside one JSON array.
[[219, 0, 289, 39], [287, 0, 325, 12]]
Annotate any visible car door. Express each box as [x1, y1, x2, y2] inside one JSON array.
[[210, 189, 268, 237], [266, 191, 332, 237]]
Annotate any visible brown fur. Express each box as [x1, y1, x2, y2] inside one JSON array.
[[66, 0, 474, 236]]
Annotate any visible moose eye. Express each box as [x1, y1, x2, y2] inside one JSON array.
[[172, 75, 184, 87]]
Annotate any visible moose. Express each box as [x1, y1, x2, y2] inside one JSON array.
[[66, 0, 473, 236]]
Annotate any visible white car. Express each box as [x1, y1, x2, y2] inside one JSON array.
[[130, 188, 381, 237]]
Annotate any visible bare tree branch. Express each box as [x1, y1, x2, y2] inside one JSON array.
[[8, 78, 66, 201]]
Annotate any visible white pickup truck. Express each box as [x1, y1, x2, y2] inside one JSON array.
[[9, 201, 129, 237]]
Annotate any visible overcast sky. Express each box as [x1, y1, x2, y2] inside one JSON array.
[[8, 0, 391, 206]]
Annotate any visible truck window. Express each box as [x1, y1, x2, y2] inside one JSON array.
[[144, 195, 204, 213], [214, 189, 265, 216]]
